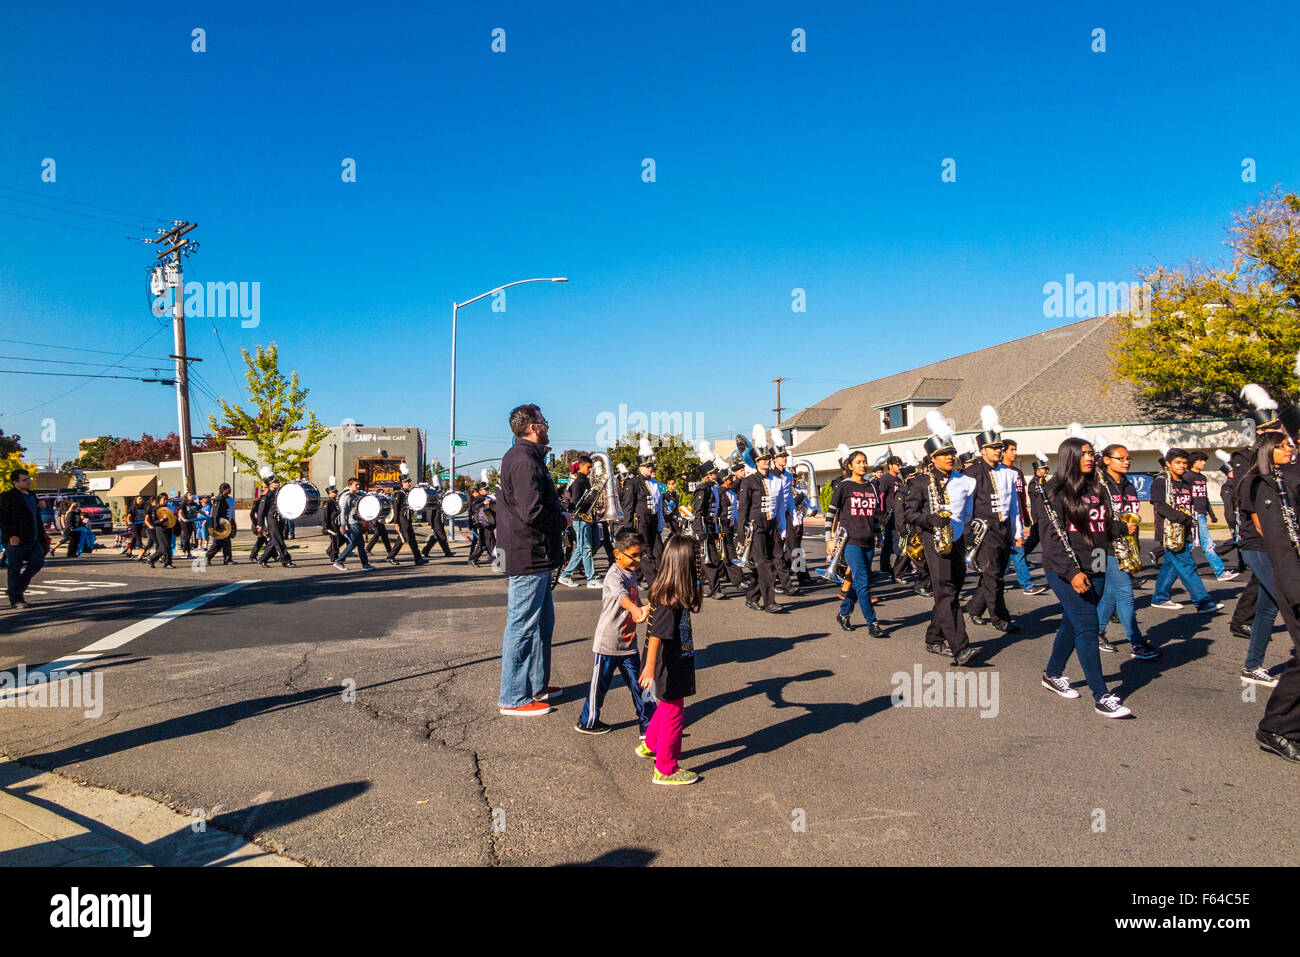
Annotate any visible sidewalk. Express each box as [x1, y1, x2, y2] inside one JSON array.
[[0, 757, 302, 866]]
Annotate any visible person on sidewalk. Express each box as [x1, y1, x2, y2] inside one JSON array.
[[558, 455, 599, 588], [497, 404, 571, 717], [1, 468, 52, 609], [575, 527, 655, 735]]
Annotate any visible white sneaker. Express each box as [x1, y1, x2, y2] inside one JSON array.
[[1241, 667, 1278, 687], [1217, 571, 1240, 581], [557, 576, 578, 588], [1094, 693, 1133, 718], [1149, 600, 1183, 610], [332, 561, 347, 570], [585, 579, 603, 589], [1042, 674, 1080, 698]]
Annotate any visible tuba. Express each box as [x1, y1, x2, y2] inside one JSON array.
[[590, 453, 624, 525]]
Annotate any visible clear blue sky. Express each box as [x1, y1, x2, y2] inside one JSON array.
[[2, 0, 1298, 468]]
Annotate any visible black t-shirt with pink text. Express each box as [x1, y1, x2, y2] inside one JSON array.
[[830, 479, 880, 547]]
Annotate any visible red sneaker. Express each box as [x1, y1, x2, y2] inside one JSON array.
[[499, 701, 554, 717]]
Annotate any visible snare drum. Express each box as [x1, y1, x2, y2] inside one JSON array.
[[440, 491, 466, 517], [408, 484, 436, 512], [276, 480, 321, 520], [358, 492, 393, 523]]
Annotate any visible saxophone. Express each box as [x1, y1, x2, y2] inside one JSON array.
[[1273, 468, 1300, 562], [1103, 477, 1143, 574], [1160, 470, 1190, 553], [928, 468, 954, 556]]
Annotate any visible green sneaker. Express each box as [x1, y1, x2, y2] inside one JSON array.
[[635, 742, 655, 759], [652, 769, 700, 786]]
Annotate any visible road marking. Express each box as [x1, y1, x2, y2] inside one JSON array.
[[0, 579, 259, 697], [25, 579, 128, 595]]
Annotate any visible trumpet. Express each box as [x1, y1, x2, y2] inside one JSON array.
[[818, 526, 848, 583]]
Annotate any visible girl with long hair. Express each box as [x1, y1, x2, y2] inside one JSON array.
[[1035, 438, 1132, 717]]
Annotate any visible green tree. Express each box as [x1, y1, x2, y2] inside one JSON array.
[[62, 435, 117, 472], [0, 430, 24, 458], [1112, 188, 1300, 408], [608, 432, 699, 489], [207, 344, 330, 481], [0, 451, 39, 493]]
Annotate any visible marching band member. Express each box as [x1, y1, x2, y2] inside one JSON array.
[[257, 475, 295, 568], [691, 447, 727, 599], [177, 491, 199, 559], [620, 439, 663, 585], [1150, 445, 1222, 613], [420, 477, 455, 559], [322, 478, 342, 563], [1034, 437, 1132, 717], [1242, 389, 1300, 760], [334, 477, 375, 571], [249, 468, 275, 563], [831, 450, 885, 636], [877, 455, 903, 581], [203, 483, 237, 565], [738, 425, 784, 613], [1095, 444, 1160, 659], [125, 494, 148, 558], [559, 455, 600, 587], [390, 468, 428, 566], [363, 488, 399, 565], [1002, 441, 1045, 597], [467, 478, 497, 566], [146, 493, 176, 569], [718, 460, 747, 592], [1236, 429, 1294, 690], [770, 430, 800, 596], [962, 407, 1025, 632], [789, 468, 818, 589], [902, 412, 977, 664]]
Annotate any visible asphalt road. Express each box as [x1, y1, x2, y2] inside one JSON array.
[[1, 533, 1294, 866]]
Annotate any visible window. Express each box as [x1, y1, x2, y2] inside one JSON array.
[[882, 404, 908, 431]]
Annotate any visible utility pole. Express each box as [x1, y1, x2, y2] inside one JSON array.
[[772, 377, 788, 426], [151, 222, 199, 494]]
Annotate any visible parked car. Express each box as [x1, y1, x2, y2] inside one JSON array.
[[37, 493, 116, 534]]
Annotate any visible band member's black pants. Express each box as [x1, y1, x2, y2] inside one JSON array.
[[179, 521, 195, 554], [325, 527, 343, 561], [700, 527, 724, 593], [129, 524, 145, 552], [263, 520, 290, 565], [966, 524, 1012, 622], [205, 532, 233, 564], [720, 531, 745, 588], [65, 529, 81, 558], [422, 522, 452, 557], [639, 526, 662, 587], [148, 527, 174, 567], [746, 525, 777, 607], [250, 534, 266, 562], [1231, 570, 1259, 631], [469, 526, 495, 564], [925, 536, 969, 654], [879, 518, 897, 576], [366, 523, 394, 556], [1258, 564, 1300, 739], [392, 519, 424, 563], [598, 523, 615, 566]]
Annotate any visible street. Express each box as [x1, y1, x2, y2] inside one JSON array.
[[1, 535, 1294, 866]]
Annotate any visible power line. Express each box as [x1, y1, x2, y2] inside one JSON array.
[[0, 194, 156, 231], [0, 183, 169, 224], [0, 338, 173, 362], [2, 327, 168, 418], [0, 354, 169, 373], [0, 369, 173, 383], [0, 207, 150, 242]]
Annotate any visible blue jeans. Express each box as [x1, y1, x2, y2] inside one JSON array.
[[578, 653, 655, 732], [1241, 550, 1280, 671], [838, 544, 877, 625], [499, 571, 556, 708], [5, 542, 46, 601], [1044, 570, 1110, 701], [1008, 542, 1033, 590], [562, 519, 595, 580], [336, 522, 370, 565], [1153, 547, 1214, 609], [1096, 554, 1142, 645], [1195, 514, 1225, 577]]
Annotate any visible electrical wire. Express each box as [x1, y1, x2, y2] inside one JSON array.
[[2, 326, 168, 418], [0, 354, 168, 373], [0, 183, 169, 224], [0, 193, 157, 231], [0, 369, 173, 382], [0, 207, 150, 242], [0, 338, 172, 362]]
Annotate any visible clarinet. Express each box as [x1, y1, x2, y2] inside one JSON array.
[[1039, 483, 1086, 576], [1272, 468, 1300, 562]]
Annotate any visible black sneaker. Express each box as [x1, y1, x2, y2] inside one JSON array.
[[1130, 642, 1161, 660], [574, 721, 612, 735], [925, 642, 950, 657], [836, 613, 853, 632], [1094, 694, 1133, 718], [1098, 636, 1118, 653], [867, 621, 886, 638]]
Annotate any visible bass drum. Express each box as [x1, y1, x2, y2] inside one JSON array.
[[407, 484, 436, 512], [358, 492, 393, 523], [276, 480, 321, 520], [440, 491, 466, 517]]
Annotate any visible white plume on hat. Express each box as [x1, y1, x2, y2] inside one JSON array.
[[1215, 449, 1232, 464], [713, 454, 729, 472], [925, 410, 954, 441], [328, 474, 336, 487], [592, 458, 604, 476], [480, 468, 489, 484], [770, 428, 786, 451], [1066, 422, 1089, 440], [751, 424, 768, 449], [903, 449, 918, 466], [399, 462, 410, 476], [980, 405, 1001, 432], [1091, 432, 1109, 450], [836, 442, 850, 463], [638, 437, 654, 458], [617, 462, 628, 475], [697, 440, 713, 461], [1159, 442, 1171, 458], [1241, 384, 1277, 412], [1034, 449, 1048, 462], [258, 465, 273, 479]]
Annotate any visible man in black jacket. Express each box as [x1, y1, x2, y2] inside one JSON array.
[[496, 404, 570, 717], [204, 483, 237, 565], [2, 469, 51, 608]]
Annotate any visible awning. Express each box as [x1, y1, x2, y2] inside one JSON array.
[[107, 473, 158, 498]]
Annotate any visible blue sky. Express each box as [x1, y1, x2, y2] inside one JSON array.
[[2, 0, 1298, 469]]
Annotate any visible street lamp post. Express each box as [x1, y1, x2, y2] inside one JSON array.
[[448, 277, 568, 535]]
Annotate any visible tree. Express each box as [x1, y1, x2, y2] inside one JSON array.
[[207, 344, 330, 481], [0, 451, 39, 493], [194, 424, 241, 453], [62, 435, 117, 472], [0, 430, 24, 458], [608, 432, 699, 489], [103, 433, 181, 469], [1112, 188, 1300, 408]]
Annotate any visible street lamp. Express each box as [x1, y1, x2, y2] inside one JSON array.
[[448, 277, 568, 528]]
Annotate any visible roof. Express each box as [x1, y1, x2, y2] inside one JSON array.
[[788, 315, 1183, 454], [108, 473, 158, 498], [779, 406, 840, 428]]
